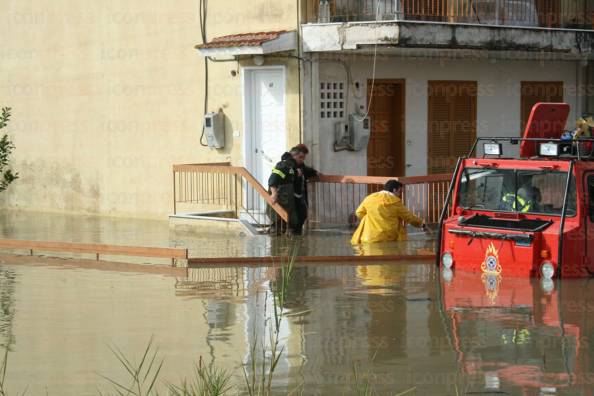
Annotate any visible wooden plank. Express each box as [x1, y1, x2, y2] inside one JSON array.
[[0, 253, 188, 277], [188, 254, 435, 267], [0, 239, 188, 259], [238, 168, 289, 222]]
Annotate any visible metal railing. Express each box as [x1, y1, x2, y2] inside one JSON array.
[[173, 163, 452, 229], [306, 0, 593, 29], [308, 173, 452, 228], [172, 163, 288, 226]]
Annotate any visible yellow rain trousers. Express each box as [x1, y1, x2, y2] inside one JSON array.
[[351, 191, 423, 245]]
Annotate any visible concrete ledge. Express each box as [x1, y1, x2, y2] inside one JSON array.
[[302, 20, 594, 57], [169, 214, 254, 236]]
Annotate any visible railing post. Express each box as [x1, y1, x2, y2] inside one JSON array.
[[173, 169, 177, 215], [234, 174, 239, 218]]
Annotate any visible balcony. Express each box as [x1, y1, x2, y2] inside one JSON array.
[[305, 0, 593, 29], [302, 0, 594, 56]]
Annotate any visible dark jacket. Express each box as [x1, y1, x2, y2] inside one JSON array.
[[268, 152, 297, 189], [268, 152, 299, 229], [294, 164, 318, 203]]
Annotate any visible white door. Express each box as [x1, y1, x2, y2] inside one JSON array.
[[245, 68, 287, 187]]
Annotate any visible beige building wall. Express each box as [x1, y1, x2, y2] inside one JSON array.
[[0, 0, 302, 219]]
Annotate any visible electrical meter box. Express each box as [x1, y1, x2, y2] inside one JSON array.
[[350, 114, 370, 152], [204, 112, 225, 149], [334, 114, 370, 152], [334, 121, 350, 151]]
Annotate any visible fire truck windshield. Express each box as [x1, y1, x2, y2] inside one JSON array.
[[458, 168, 576, 216]]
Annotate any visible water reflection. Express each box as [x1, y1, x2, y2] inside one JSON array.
[[0, 267, 16, 349], [441, 271, 594, 395], [0, 259, 593, 395]]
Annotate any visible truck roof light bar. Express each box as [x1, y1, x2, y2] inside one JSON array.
[[469, 137, 594, 159]]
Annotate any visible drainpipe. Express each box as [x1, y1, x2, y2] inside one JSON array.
[[576, 59, 588, 117], [311, 54, 321, 170], [585, 62, 594, 114], [296, 0, 303, 144]]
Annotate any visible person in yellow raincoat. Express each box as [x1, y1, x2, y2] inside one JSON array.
[[351, 180, 426, 244]]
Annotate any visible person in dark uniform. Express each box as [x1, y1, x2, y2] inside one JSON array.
[[290, 144, 320, 235], [268, 152, 298, 235]]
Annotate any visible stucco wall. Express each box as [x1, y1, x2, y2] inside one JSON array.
[[310, 54, 582, 177], [0, 0, 301, 218]]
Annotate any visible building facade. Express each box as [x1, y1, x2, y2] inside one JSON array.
[[1, 0, 594, 218]]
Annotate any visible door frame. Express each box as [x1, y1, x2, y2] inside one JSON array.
[[241, 65, 287, 178], [366, 78, 406, 177]]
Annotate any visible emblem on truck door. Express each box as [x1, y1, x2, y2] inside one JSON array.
[[481, 243, 502, 275], [481, 243, 502, 304]]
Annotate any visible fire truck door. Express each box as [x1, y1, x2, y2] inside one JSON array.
[[587, 175, 594, 273]]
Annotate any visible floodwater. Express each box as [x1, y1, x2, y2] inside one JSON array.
[[1, 256, 593, 395], [0, 209, 434, 260]]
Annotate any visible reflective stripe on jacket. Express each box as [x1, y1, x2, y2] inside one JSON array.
[[502, 193, 532, 213]]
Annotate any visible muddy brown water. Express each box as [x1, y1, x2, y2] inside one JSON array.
[[0, 256, 593, 395]]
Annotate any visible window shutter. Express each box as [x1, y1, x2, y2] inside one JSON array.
[[451, 82, 477, 158], [428, 81, 477, 174], [428, 85, 451, 174]]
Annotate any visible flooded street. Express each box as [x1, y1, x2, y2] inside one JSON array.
[[1, 257, 592, 395]]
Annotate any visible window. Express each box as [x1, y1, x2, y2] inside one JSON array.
[[458, 168, 576, 216], [320, 81, 345, 119]]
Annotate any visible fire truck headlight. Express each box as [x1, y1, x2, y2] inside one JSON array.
[[540, 261, 555, 279], [539, 143, 559, 157], [442, 268, 454, 283], [484, 143, 502, 156], [442, 252, 454, 269], [541, 279, 555, 294]]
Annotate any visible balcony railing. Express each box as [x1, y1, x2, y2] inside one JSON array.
[[305, 0, 593, 29]]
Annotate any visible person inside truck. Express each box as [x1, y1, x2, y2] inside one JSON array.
[[501, 186, 538, 213]]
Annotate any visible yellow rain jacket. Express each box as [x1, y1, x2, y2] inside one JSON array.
[[351, 191, 423, 244]]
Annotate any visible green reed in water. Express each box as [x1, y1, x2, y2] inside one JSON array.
[[99, 337, 164, 396], [0, 346, 7, 396], [0, 346, 27, 396], [167, 357, 231, 396]]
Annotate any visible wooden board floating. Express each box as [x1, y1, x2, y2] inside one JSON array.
[[188, 254, 435, 267], [0, 239, 188, 260]]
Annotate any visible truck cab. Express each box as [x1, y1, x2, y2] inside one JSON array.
[[437, 103, 594, 279]]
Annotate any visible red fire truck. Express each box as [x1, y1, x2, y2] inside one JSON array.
[[437, 103, 594, 279]]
